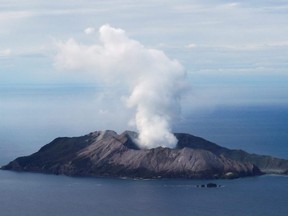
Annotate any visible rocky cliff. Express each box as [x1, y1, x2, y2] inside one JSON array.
[[2, 130, 288, 179]]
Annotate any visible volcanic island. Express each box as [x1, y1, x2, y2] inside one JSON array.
[[2, 130, 288, 179]]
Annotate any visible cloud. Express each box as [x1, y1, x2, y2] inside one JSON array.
[[186, 43, 197, 49], [198, 41, 288, 51], [219, 2, 240, 10], [84, 27, 95, 35], [0, 11, 33, 22], [0, 48, 12, 56], [0, 8, 109, 23], [173, 2, 240, 13], [55, 24, 187, 149]]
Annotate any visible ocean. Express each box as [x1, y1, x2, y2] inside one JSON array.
[[0, 171, 287, 216], [0, 84, 287, 216]]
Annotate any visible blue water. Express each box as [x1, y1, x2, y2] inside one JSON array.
[[0, 171, 287, 216], [0, 84, 288, 216]]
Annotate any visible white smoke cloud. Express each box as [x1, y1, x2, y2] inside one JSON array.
[[55, 24, 186, 149]]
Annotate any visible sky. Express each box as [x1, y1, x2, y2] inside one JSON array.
[[0, 0, 288, 109]]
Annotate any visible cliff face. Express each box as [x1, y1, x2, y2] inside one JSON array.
[[174, 133, 288, 175], [2, 130, 287, 179]]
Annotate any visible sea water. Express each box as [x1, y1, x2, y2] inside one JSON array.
[[0, 171, 287, 216], [0, 84, 288, 216]]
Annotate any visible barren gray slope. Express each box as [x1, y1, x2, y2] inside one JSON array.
[[2, 130, 287, 179]]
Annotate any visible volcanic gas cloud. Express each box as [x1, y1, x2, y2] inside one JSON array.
[[55, 24, 187, 149]]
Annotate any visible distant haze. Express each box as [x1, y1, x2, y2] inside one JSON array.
[[1, 1, 287, 108], [55, 25, 187, 148]]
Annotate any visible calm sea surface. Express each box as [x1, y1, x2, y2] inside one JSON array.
[[0, 171, 287, 216], [0, 84, 287, 215]]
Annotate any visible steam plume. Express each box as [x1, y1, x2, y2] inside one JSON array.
[[55, 24, 186, 148]]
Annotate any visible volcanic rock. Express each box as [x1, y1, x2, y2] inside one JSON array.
[[2, 130, 288, 179]]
